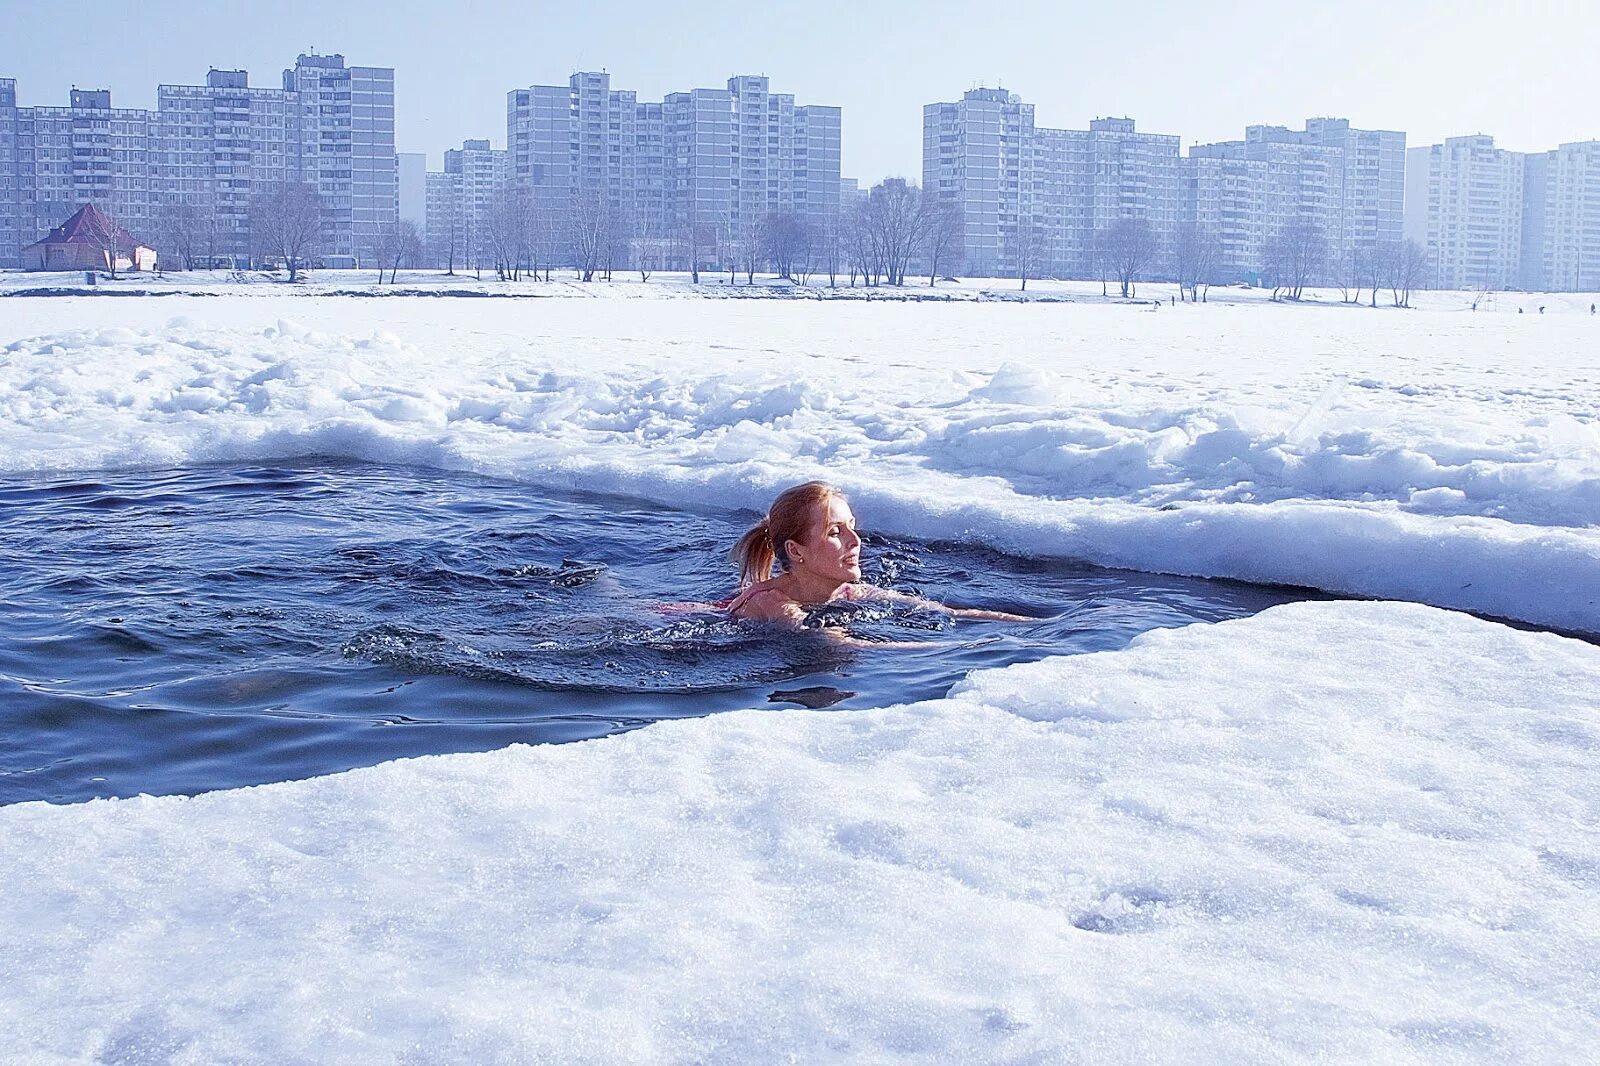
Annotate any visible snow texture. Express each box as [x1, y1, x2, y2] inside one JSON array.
[[2, 602, 1596, 1063]]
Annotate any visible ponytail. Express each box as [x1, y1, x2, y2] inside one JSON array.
[[730, 481, 843, 588], [731, 519, 776, 587]]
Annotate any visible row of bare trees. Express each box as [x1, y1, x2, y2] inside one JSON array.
[[1085, 215, 1430, 306], [1266, 219, 1429, 307]]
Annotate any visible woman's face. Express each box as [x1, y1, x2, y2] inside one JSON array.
[[791, 495, 862, 584]]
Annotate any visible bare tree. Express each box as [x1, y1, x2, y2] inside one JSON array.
[[737, 211, 767, 284], [249, 181, 322, 282], [861, 179, 929, 286], [1380, 239, 1429, 308], [374, 219, 422, 284], [81, 202, 129, 279], [531, 197, 565, 282], [1014, 213, 1041, 291], [1173, 223, 1221, 303], [1334, 242, 1367, 304], [765, 210, 809, 282], [922, 201, 961, 286], [818, 207, 843, 289], [484, 184, 525, 280], [1265, 218, 1327, 301], [1099, 217, 1158, 299], [152, 199, 208, 271], [569, 190, 613, 282], [426, 190, 462, 275]]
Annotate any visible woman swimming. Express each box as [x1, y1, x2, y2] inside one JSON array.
[[727, 481, 1032, 626]]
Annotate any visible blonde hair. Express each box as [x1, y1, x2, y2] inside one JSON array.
[[730, 481, 843, 587]]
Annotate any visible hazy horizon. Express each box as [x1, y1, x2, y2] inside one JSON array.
[[6, 0, 1597, 181]]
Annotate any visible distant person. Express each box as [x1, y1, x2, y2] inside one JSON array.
[[1540, 305, 1546, 314], [727, 481, 1031, 625], [1591, 303, 1595, 315]]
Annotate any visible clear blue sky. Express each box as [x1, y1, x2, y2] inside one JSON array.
[[4, 0, 1596, 181]]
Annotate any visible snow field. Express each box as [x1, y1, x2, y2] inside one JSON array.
[[1, 602, 1596, 1063]]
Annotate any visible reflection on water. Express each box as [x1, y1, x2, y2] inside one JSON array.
[[0, 462, 1319, 805]]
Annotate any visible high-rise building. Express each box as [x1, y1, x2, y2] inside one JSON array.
[[1409, 135, 1525, 290], [4, 88, 154, 266], [423, 138, 507, 269], [282, 54, 396, 262], [507, 71, 840, 270], [154, 68, 297, 263], [1187, 118, 1404, 282], [1521, 140, 1600, 292], [1, 79, 26, 264], [0, 53, 394, 269], [922, 89, 1182, 278]]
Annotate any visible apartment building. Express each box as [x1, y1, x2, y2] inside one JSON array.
[[423, 138, 508, 269], [281, 54, 396, 261], [922, 88, 1182, 278], [0, 80, 16, 263], [0, 53, 395, 269], [1188, 118, 1404, 281], [1521, 140, 1600, 291], [1407, 135, 1524, 290], [154, 69, 297, 263], [0, 88, 155, 269], [506, 71, 841, 269]]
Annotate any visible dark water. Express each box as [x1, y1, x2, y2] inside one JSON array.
[[0, 462, 1316, 805]]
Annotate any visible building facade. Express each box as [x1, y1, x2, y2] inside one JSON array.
[[922, 89, 1182, 279], [1409, 135, 1525, 290], [1521, 140, 1600, 292], [423, 138, 508, 269], [1187, 118, 1404, 283], [0, 53, 395, 269], [506, 71, 841, 270]]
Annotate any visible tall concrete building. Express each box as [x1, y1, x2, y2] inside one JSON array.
[[1407, 135, 1525, 290], [0, 53, 394, 269], [281, 54, 396, 262], [0, 88, 155, 267], [0, 79, 17, 264], [154, 69, 297, 263], [922, 88, 1182, 279], [1187, 118, 1404, 282], [1520, 140, 1600, 291], [423, 138, 507, 269], [507, 71, 840, 269]]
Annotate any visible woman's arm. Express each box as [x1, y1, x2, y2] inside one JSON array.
[[854, 584, 1036, 622]]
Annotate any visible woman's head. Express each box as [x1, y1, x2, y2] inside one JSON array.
[[731, 481, 862, 587]]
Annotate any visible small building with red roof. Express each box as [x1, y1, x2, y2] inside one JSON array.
[[22, 203, 158, 273]]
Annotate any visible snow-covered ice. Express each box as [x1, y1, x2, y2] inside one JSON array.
[[2, 602, 1596, 1063], [1, 283, 1598, 1062]]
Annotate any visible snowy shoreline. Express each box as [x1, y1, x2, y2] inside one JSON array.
[[2, 292, 1595, 633], [3, 602, 1597, 1062]]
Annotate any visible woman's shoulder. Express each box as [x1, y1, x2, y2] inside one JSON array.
[[727, 582, 799, 620]]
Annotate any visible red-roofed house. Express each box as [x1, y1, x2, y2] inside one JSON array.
[[22, 203, 157, 273]]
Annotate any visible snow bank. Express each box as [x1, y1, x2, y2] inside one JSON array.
[[3, 601, 1596, 1063], [1, 297, 1595, 632]]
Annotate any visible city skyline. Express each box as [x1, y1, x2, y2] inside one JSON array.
[[4, 0, 1599, 184]]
